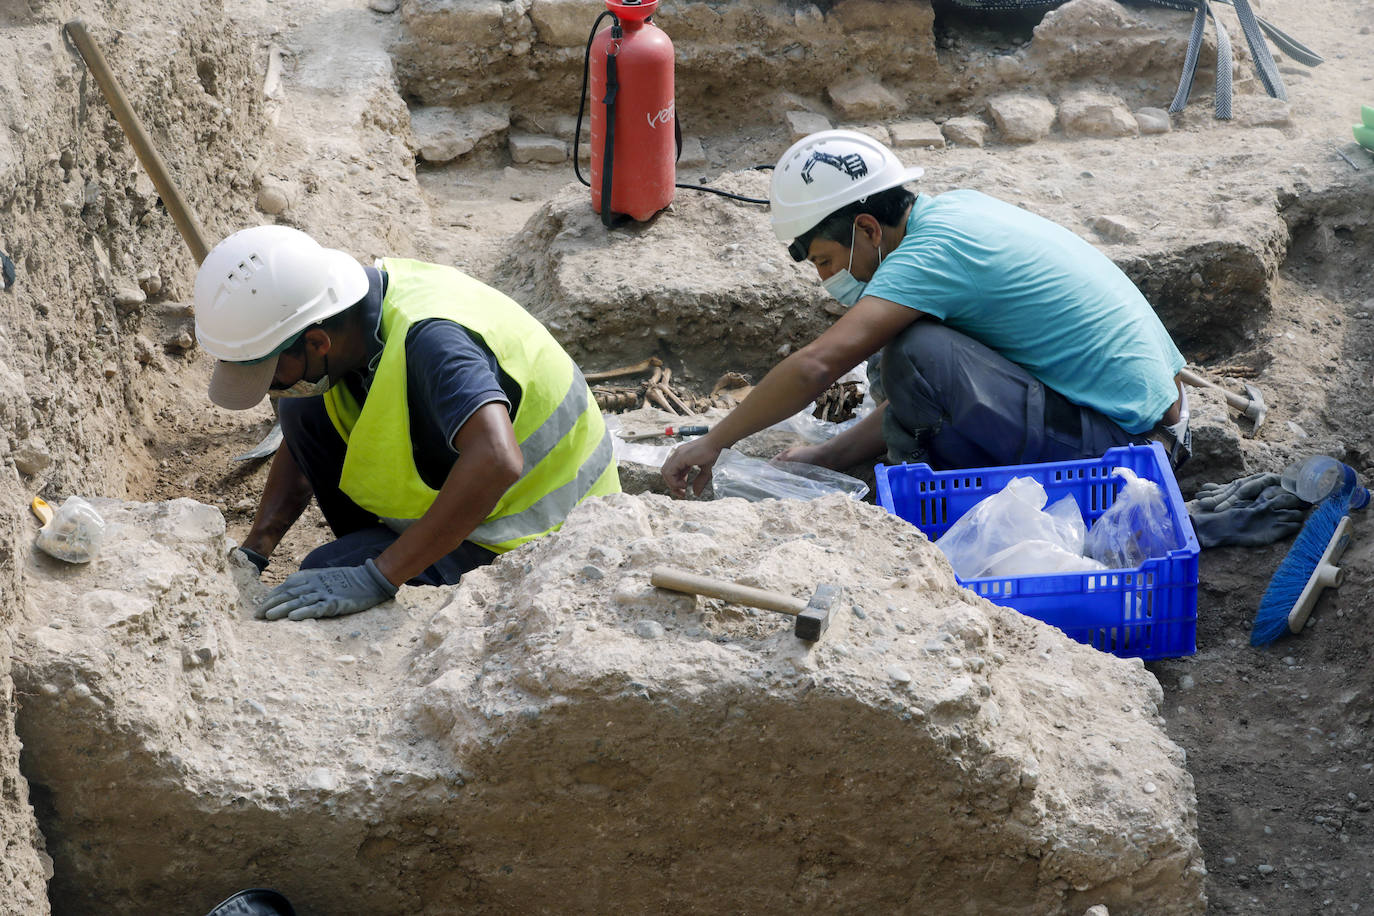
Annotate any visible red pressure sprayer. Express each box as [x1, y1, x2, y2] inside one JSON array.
[[587, 0, 675, 224]]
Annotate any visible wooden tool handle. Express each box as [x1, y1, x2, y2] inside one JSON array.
[[65, 20, 212, 265], [1178, 368, 1249, 412], [650, 567, 805, 616], [30, 497, 54, 527]]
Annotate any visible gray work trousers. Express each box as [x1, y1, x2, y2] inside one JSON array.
[[878, 322, 1141, 470]]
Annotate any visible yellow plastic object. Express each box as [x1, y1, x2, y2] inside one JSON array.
[[31, 496, 53, 527], [1355, 124, 1374, 152]]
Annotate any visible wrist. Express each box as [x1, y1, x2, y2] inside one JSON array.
[[236, 546, 270, 573], [365, 557, 401, 595]]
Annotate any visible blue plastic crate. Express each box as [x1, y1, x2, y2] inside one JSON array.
[[875, 442, 1199, 660]]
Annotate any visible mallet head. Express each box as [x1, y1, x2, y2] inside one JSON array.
[[796, 583, 839, 642]]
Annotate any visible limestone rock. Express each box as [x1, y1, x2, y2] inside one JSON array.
[[255, 181, 291, 215], [677, 135, 707, 168], [509, 133, 568, 164], [1239, 97, 1294, 129], [1029, 0, 1196, 91], [1135, 107, 1173, 135], [112, 284, 147, 315], [137, 270, 163, 297], [14, 494, 1207, 914], [849, 122, 892, 144], [828, 79, 904, 120], [13, 437, 51, 475], [492, 174, 832, 380], [785, 109, 831, 142], [987, 93, 1057, 143], [942, 116, 989, 147], [1058, 90, 1138, 138], [410, 104, 510, 163], [890, 119, 945, 149], [1089, 214, 1140, 245], [530, 0, 602, 47]]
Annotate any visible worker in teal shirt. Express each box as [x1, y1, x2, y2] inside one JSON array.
[[663, 129, 1188, 497]]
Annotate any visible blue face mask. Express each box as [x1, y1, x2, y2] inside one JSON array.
[[821, 222, 882, 308]]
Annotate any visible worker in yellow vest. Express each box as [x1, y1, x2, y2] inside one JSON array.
[[194, 226, 620, 621]]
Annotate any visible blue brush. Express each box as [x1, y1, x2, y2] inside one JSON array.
[[1250, 486, 1356, 646]]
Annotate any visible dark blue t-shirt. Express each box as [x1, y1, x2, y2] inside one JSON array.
[[344, 268, 520, 490]]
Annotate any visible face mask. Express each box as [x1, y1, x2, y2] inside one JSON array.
[[821, 222, 883, 308], [822, 269, 867, 307], [269, 349, 333, 400], [269, 376, 332, 400]]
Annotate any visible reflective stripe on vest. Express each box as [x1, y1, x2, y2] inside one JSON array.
[[323, 258, 620, 553]]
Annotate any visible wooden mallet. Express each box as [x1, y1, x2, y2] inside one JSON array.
[[650, 567, 839, 642]]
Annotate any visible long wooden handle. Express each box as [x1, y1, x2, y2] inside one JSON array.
[[65, 20, 211, 266], [1178, 367, 1249, 412], [650, 567, 806, 616]]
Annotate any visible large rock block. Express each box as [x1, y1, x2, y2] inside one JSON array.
[[492, 171, 834, 379], [15, 494, 1206, 914], [410, 104, 511, 163], [988, 93, 1058, 143], [1058, 90, 1138, 138], [530, 0, 603, 47], [1029, 0, 1204, 90]]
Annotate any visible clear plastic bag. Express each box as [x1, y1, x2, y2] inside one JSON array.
[[1085, 467, 1182, 568], [35, 495, 106, 563], [935, 477, 1090, 579], [711, 448, 869, 502], [974, 539, 1107, 578]]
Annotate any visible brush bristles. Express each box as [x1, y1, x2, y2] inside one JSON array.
[[1250, 496, 1349, 646]]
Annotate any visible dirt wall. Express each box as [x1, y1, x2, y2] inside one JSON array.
[[0, 2, 266, 909]]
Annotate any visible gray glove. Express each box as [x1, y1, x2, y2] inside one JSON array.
[[1187, 474, 1308, 548], [257, 559, 399, 621], [1193, 472, 1301, 512]]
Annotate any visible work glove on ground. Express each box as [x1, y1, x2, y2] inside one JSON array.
[[256, 559, 398, 621], [229, 546, 270, 576], [1187, 472, 1308, 548]]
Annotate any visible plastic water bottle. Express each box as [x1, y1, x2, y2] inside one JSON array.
[[1281, 456, 1370, 509]]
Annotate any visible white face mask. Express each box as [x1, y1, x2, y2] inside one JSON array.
[[821, 222, 882, 308], [269, 349, 333, 400]]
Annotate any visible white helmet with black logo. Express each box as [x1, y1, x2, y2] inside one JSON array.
[[769, 129, 925, 245]]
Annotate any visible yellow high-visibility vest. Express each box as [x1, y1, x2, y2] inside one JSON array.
[[323, 258, 619, 553]]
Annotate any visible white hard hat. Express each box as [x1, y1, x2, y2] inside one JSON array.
[[769, 129, 925, 245], [194, 225, 368, 409]]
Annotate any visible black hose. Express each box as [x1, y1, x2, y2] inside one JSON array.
[[573, 11, 616, 188]]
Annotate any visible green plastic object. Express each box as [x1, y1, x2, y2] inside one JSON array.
[[1356, 124, 1374, 151], [1364, 104, 1374, 128]]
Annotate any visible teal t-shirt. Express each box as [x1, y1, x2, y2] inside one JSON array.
[[863, 190, 1184, 434]]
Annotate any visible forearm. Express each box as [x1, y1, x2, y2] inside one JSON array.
[[242, 446, 314, 557], [372, 404, 522, 586], [815, 402, 888, 469], [706, 348, 845, 450]]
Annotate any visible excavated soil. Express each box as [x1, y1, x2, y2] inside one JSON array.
[[3, 0, 1374, 913]]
